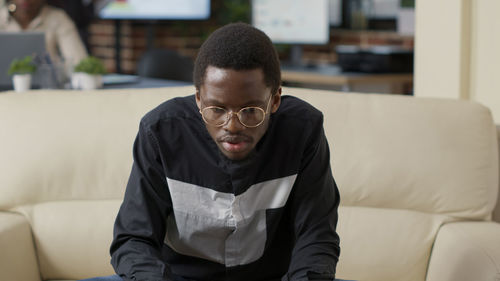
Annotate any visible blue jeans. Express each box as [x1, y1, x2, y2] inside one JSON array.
[[80, 275, 353, 281]]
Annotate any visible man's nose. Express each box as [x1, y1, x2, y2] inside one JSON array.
[[223, 112, 245, 132]]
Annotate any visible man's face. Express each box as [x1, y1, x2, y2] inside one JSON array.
[[196, 66, 281, 161]]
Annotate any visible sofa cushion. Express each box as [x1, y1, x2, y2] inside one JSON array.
[[426, 221, 500, 281], [0, 212, 41, 281], [20, 203, 451, 281], [335, 206, 451, 281], [17, 200, 121, 280]]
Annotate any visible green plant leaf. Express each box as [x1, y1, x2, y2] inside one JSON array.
[[8, 55, 37, 75], [74, 56, 107, 75]]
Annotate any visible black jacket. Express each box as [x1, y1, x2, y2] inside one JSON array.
[[110, 95, 340, 281]]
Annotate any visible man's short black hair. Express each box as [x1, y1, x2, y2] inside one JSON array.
[[194, 22, 281, 94]]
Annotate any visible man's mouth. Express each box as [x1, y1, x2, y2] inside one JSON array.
[[218, 135, 252, 153]]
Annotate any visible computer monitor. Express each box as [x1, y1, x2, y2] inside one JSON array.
[[252, 0, 330, 66], [98, 0, 211, 20]]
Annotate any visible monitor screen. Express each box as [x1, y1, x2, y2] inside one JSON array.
[[98, 0, 211, 20], [252, 0, 329, 45]]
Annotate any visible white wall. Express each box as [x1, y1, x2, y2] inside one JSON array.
[[469, 0, 500, 121], [414, 0, 500, 122]]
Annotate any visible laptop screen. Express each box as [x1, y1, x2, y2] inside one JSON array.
[[0, 32, 46, 90]]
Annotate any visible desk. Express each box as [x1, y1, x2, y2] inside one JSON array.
[[0, 75, 192, 92], [102, 74, 192, 89], [281, 64, 413, 94]]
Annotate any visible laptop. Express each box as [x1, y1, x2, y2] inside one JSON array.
[[0, 32, 46, 90], [102, 73, 141, 85]]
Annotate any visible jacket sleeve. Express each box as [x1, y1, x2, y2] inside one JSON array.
[[110, 121, 173, 281], [284, 116, 341, 281]]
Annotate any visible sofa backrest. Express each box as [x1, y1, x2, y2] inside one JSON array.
[[0, 86, 497, 219], [286, 87, 498, 221], [0, 88, 194, 210]]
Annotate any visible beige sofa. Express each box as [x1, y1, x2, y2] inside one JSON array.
[[1, 86, 499, 281]]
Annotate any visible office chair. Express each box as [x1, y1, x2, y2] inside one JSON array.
[[136, 48, 194, 82]]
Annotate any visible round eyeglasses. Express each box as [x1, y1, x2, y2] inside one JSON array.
[[199, 95, 273, 128]]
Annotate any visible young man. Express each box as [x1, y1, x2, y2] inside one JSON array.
[[89, 22, 341, 281]]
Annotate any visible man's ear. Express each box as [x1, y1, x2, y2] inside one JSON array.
[[195, 90, 201, 110], [271, 87, 282, 113]]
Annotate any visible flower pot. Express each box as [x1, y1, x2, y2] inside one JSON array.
[[12, 74, 32, 92], [71, 73, 103, 90]]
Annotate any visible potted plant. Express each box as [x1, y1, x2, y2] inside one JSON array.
[[8, 55, 37, 92], [71, 56, 107, 90]]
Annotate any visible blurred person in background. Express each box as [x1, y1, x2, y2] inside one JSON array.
[[46, 0, 96, 53], [0, 0, 88, 66]]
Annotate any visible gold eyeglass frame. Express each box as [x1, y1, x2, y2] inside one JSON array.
[[199, 95, 273, 128]]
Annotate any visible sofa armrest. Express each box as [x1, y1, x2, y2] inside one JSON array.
[[426, 221, 500, 281], [494, 125, 500, 223], [0, 212, 41, 281]]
